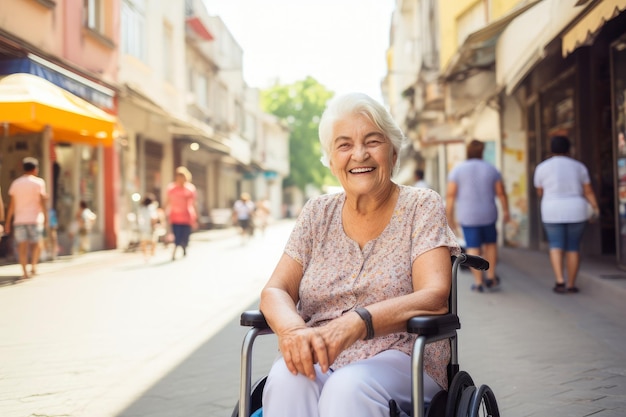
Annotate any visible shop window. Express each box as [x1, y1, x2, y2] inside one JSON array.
[[53, 144, 100, 235], [78, 146, 99, 223], [187, 162, 207, 220], [143, 140, 163, 203]]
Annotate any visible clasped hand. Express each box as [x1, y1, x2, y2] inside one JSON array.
[[277, 314, 362, 381]]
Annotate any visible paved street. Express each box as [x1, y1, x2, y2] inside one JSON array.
[[0, 220, 625, 417], [0, 223, 287, 417], [459, 250, 626, 417]]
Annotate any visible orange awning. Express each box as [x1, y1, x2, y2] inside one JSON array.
[[0, 73, 117, 146]]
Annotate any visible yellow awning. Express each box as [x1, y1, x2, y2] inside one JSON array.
[[0, 73, 117, 146], [562, 0, 626, 57]]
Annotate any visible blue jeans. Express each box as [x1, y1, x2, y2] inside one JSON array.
[[543, 222, 586, 251], [461, 223, 497, 249]]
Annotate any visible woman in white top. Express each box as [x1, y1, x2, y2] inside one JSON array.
[[533, 136, 600, 294]]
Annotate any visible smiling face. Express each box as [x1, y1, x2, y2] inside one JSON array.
[[329, 113, 397, 196]]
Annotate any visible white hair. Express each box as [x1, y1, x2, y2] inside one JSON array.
[[318, 93, 406, 176]]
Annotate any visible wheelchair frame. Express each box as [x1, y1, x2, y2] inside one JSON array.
[[235, 253, 498, 417]]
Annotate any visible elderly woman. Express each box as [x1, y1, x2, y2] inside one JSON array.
[[260, 93, 460, 417]]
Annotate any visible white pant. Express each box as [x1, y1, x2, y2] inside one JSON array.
[[262, 350, 442, 417]]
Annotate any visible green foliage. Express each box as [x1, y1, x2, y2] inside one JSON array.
[[260, 77, 336, 191]]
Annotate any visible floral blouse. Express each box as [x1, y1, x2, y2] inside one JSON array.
[[284, 185, 460, 389]]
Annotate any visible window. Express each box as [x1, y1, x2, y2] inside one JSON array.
[[235, 100, 244, 135], [244, 112, 256, 142], [84, 0, 104, 33], [188, 67, 195, 93], [185, 0, 194, 17], [214, 83, 228, 129], [121, 0, 146, 62]]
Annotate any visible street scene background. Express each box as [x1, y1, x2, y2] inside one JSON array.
[[1, 221, 625, 417]]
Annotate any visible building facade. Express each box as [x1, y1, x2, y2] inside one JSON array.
[[0, 0, 289, 255], [385, 0, 626, 268], [0, 0, 120, 255]]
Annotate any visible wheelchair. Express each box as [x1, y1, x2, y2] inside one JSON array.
[[232, 254, 500, 417]]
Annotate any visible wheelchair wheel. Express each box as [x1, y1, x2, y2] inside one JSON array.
[[469, 384, 500, 417], [445, 371, 474, 417], [455, 386, 476, 417], [230, 376, 266, 417]]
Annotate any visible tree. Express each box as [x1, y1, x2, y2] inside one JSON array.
[[261, 77, 335, 192]]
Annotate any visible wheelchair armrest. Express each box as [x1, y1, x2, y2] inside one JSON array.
[[453, 254, 489, 271], [407, 314, 460, 336], [241, 310, 460, 336], [240, 310, 270, 329]]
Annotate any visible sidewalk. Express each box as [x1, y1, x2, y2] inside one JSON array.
[[499, 246, 626, 309], [0, 226, 242, 285]]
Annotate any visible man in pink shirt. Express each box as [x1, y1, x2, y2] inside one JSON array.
[[5, 157, 48, 279]]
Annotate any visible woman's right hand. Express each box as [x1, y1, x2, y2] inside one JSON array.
[[277, 326, 329, 380], [276, 312, 364, 380]]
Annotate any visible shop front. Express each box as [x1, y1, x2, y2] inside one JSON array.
[[0, 73, 117, 255], [558, 5, 626, 267], [611, 33, 626, 266], [169, 115, 233, 228]]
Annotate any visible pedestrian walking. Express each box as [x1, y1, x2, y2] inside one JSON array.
[[533, 135, 600, 294], [254, 198, 271, 236], [232, 192, 255, 243], [75, 201, 97, 254], [45, 206, 58, 260], [413, 168, 429, 188], [165, 166, 198, 260], [137, 193, 159, 262], [446, 139, 510, 292], [5, 157, 48, 279]]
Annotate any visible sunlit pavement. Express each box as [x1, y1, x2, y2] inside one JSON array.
[[0, 221, 624, 417], [0, 222, 287, 417]]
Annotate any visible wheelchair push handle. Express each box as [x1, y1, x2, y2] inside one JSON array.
[[454, 254, 489, 271]]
